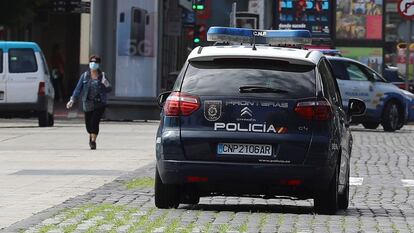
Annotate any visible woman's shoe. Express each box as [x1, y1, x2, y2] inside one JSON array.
[[90, 141, 96, 150]]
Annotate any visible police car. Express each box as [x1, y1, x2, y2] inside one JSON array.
[[326, 56, 414, 131], [155, 27, 366, 214]]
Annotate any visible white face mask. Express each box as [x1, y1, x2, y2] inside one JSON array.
[[89, 62, 100, 70]]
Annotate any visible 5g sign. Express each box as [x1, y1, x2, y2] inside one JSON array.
[[127, 39, 154, 57]]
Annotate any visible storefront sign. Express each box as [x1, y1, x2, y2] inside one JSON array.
[[276, 0, 332, 38], [336, 0, 383, 40]]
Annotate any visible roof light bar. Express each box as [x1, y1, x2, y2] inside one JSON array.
[[314, 49, 342, 56], [207, 27, 312, 46]]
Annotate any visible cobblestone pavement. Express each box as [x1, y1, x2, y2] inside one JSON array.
[[3, 125, 414, 233]]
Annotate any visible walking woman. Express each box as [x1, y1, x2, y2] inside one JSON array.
[[66, 55, 112, 149]]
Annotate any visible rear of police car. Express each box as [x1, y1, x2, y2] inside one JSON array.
[[155, 28, 344, 214]]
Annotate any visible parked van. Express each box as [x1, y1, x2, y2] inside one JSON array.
[[0, 42, 54, 127]]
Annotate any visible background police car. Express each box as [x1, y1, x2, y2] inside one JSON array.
[[327, 56, 414, 132]]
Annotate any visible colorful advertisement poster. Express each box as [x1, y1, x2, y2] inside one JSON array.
[[277, 0, 332, 38], [336, 0, 383, 40], [116, 0, 158, 97], [337, 47, 383, 73], [396, 44, 414, 79]]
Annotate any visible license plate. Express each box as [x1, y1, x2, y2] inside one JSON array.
[[217, 143, 272, 156]]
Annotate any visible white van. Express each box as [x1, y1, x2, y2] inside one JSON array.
[[0, 42, 54, 127]]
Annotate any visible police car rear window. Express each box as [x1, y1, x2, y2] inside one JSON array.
[[181, 59, 316, 98]]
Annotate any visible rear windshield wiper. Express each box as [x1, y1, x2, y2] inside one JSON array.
[[239, 85, 289, 94]]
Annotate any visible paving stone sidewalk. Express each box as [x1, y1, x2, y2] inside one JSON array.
[[3, 126, 414, 233]]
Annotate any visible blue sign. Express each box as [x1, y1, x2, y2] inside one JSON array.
[[182, 9, 195, 25]]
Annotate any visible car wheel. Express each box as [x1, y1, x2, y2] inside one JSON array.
[[338, 165, 350, 210], [396, 121, 404, 130], [154, 167, 180, 209], [48, 113, 54, 127], [382, 101, 400, 132], [38, 111, 49, 127], [362, 122, 379, 129], [314, 165, 338, 215]]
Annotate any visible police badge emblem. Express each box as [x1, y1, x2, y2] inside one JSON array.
[[204, 100, 222, 121]]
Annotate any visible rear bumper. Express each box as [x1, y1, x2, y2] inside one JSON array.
[[157, 160, 334, 198]]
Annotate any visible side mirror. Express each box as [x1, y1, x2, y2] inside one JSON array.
[[157, 91, 172, 108], [348, 98, 366, 117]]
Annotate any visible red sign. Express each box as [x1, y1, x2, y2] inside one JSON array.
[[366, 16, 382, 39], [398, 0, 414, 19]]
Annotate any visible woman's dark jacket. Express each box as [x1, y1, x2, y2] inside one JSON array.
[[71, 70, 112, 112]]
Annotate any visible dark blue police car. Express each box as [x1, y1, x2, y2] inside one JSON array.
[[155, 27, 366, 214]]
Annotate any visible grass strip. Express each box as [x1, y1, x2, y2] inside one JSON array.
[[258, 213, 268, 231], [238, 218, 249, 233], [218, 224, 230, 233], [143, 211, 169, 233], [124, 177, 155, 190], [38, 224, 56, 233], [164, 218, 181, 233], [127, 208, 156, 233], [183, 222, 196, 233], [63, 224, 77, 233], [202, 222, 213, 233]]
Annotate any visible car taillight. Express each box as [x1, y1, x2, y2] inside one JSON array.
[[164, 92, 200, 116], [38, 82, 46, 96], [397, 83, 406, 90], [294, 99, 332, 121]]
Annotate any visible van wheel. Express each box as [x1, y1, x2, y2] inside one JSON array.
[[314, 165, 338, 215], [38, 111, 49, 127], [48, 113, 54, 127], [154, 168, 180, 209], [382, 101, 400, 132], [338, 166, 350, 210]]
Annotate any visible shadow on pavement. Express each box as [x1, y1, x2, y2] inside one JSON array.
[[350, 128, 414, 133], [183, 203, 315, 215], [182, 204, 413, 218]]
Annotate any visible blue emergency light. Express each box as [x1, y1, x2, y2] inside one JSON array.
[[315, 49, 342, 56], [207, 27, 312, 46]]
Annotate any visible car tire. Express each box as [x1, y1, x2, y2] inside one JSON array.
[[362, 122, 379, 129], [48, 113, 54, 127], [154, 167, 180, 209], [397, 121, 404, 130], [314, 165, 338, 215], [38, 111, 49, 127], [338, 165, 350, 210], [382, 101, 400, 132]]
